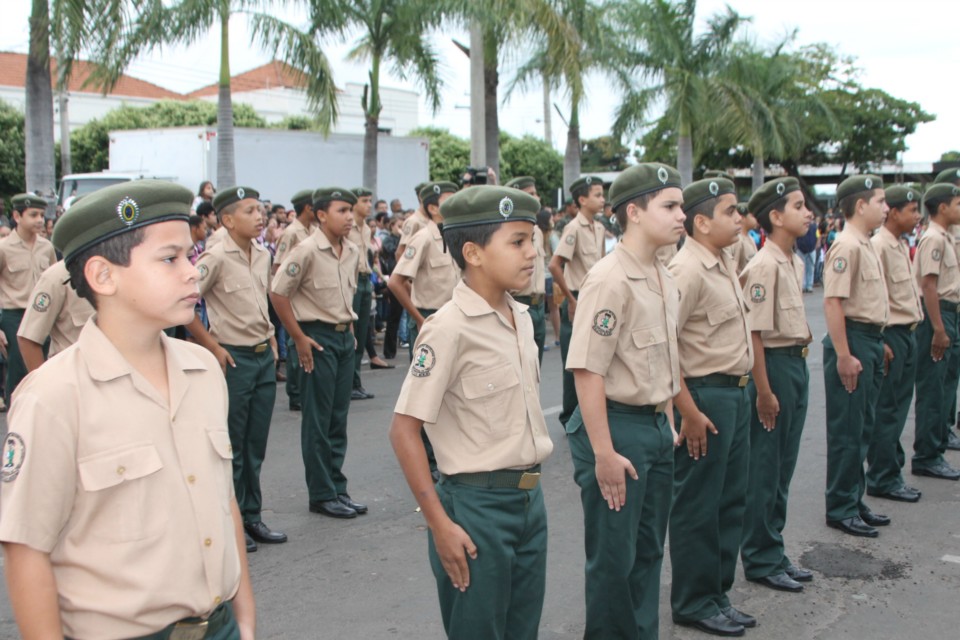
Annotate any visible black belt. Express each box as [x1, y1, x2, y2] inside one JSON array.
[[442, 465, 542, 490], [846, 319, 884, 335], [940, 299, 960, 314], [887, 322, 919, 332], [765, 345, 810, 358], [606, 399, 668, 414], [301, 320, 351, 332], [513, 294, 544, 306], [685, 374, 750, 388], [70, 602, 234, 640], [222, 342, 269, 353], [416, 307, 438, 317]]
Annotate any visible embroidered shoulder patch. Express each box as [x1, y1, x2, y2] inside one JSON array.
[[286, 262, 301, 277], [749, 284, 766, 303], [197, 263, 209, 280], [32, 292, 51, 312], [412, 344, 436, 377], [565, 234, 575, 245], [405, 246, 417, 259], [593, 309, 617, 336], [2, 433, 26, 482], [833, 257, 847, 273], [932, 248, 942, 262], [278, 241, 287, 253]]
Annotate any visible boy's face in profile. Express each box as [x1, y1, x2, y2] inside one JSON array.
[[633, 187, 685, 248], [319, 200, 354, 238], [700, 193, 741, 250], [772, 191, 812, 239], [473, 221, 538, 292], [14, 207, 45, 238], [222, 198, 264, 241]]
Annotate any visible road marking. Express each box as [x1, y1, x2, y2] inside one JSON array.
[[941, 555, 960, 564], [542, 404, 562, 417]]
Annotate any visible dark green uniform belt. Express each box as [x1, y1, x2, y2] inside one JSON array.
[[939, 299, 960, 314], [442, 464, 542, 490], [685, 373, 751, 388], [513, 294, 544, 306], [222, 342, 269, 353], [301, 320, 351, 332], [416, 307, 438, 316], [887, 322, 919, 332], [765, 345, 810, 358], [606, 399, 668, 414], [66, 603, 232, 640], [846, 319, 884, 335]]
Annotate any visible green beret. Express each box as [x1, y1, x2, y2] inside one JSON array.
[[419, 181, 459, 205], [505, 176, 536, 191], [747, 177, 801, 216], [291, 189, 314, 209], [836, 174, 883, 203], [313, 187, 357, 207], [934, 168, 960, 186], [212, 186, 260, 213], [439, 185, 539, 231], [353, 187, 373, 198], [736, 202, 750, 216], [703, 169, 736, 182], [885, 185, 922, 209], [52, 179, 192, 264], [11, 193, 46, 212], [608, 163, 682, 209], [924, 183, 960, 209], [682, 178, 736, 213], [570, 175, 603, 198], [414, 182, 427, 198]]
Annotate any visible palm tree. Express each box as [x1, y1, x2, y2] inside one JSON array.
[[90, 0, 338, 188], [25, 0, 57, 199]]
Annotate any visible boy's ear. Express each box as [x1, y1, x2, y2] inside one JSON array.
[[83, 256, 119, 299], [461, 241, 483, 267]]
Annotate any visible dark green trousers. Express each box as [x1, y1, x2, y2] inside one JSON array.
[[429, 479, 547, 640], [352, 276, 373, 389], [670, 383, 750, 622], [567, 403, 674, 639], [1, 308, 26, 405], [285, 335, 301, 406], [223, 346, 277, 524], [913, 308, 959, 469], [741, 353, 808, 580], [300, 323, 354, 502], [867, 326, 917, 493], [823, 325, 884, 521], [558, 292, 579, 426]]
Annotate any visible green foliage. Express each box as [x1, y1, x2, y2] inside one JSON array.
[[942, 151, 960, 163], [0, 99, 26, 204], [500, 134, 563, 207], [409, 126, 471, 186], [580, 136, 629, 172], [272, 115, 324, 130]]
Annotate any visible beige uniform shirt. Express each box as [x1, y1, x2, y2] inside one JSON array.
[[274, 218, 314, 266], [656, 242, 679, 266], [727, 233, 758, 274], [949, 224, 960, 256], [204, 226, 228, 250], [740, 242, 812, 348], [392, 221, 460, 310], [914, 220, 960, 304], [394, 281, 553, 474], [272, 230, 360, 324], [823, 225, 890, 324], [566, 243, 681, 406], [399, 210, 430, 247], [0, 321, 240, 639], [669, 237, 754, 377], [16, 261, 94, 356], [515, 226, 547, 296], [873, 226, 923, 326], [196, 234, 275, 346], [0, 232, 57, 309], [554, 214, 605, 291], [348, 221, 373, 275]]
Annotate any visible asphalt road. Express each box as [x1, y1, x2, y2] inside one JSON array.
[[2, 288, 959, 639]]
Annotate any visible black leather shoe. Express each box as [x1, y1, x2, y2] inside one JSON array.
[[858, 509, 890, 527], [912, 462, 960, 480], [370, 361, 395, 370], [719, 606, 756, 628], [245, 521, 288, 544], [868, 486, 920, 503], [245, 532, 257, 553], [338, 493, 368, 515], [826, 516, 878, 538], [749, 572, 803, 592], [675, 614, 744, 637], [289, 402, 301, 411], [351, 388, 374, 400], [309, 499, 357, 519], [947, 430, 960, 451], [784, 564, 813, 582]]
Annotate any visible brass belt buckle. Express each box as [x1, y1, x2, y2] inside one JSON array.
[[910, 322, 918, 332], [738, 375, 749, 388], [254, 343, 267, 353], [800, 347, 810, 358], [170, 621, 209, 640], [517, 472, 541, 490], [335, 323, 347, 332], [654, 400, 668, 413]]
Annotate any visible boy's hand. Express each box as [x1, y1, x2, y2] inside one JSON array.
[[213, 345, 236, 373], [595, 450, 638, 511], [676, 411, 718, 460], [932, 328, 950, 362], [0, 331, 7, 359], [295, 335, 324, 373], [883, 343, 894, 375], [756, 390, 780, 431], [433, 519, 477, 592], [837, 353, 863, 392]]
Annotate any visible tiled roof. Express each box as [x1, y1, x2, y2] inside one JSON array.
[[187, 60, 307, 97]]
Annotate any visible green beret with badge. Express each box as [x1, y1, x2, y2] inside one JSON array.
[[703, 169, 736, 182], [570, 175, 603, 199], [291, 189, 314, 210], [505, 176, 536, 191], [52, 179, 192, 264], [736, 202, 750, 216], [212, 186, 260, 213], [934, 168, 960, 186], [312, 187, 357, 207], [836, 174, 884, 203], [11, 193, 46, 212], [885, 185, 922, 209], [748, 177, 801, 218], [924, 183, 960, 210], [353, 187, 373, 198], [415, 182, 427, 199], [439, 185, 539, 231], [682, 177, 736, 213], [608, 163, 681, 210], [419, 181, 459, 207]]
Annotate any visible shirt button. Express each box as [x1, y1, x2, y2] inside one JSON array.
[[487, 383, 495, 390], [116, 466, 126, 475], [204, 538, 212, 547], [187, 475, 196, 484]]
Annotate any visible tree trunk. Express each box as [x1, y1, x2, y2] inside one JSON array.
[[483, 28, 499, 178], [25, 0, 55, 201], [542, 71, 552, 146], [751, 155, 764, 191], [362, 55, 382, 195], [59, 89, 72, 176], [216, 11, 235, 189], [563, 101, 581, 194], [677, 130, 694, 186], [468, 21, 486, 168]]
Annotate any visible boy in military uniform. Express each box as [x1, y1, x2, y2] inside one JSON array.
[[822, 175, 892, 537], [186, 186, 287, 553], [16, 259, 94, 372], [506, 176, 548, 361], [739, 178, 815, 594], [271, 188, 368, 519], [0, 193, 57, 402], [349, 186, 376, 400], [728, 203, 758, 273], [864, 185, 925, 502], [396, 182, 431, 259], [389, 185, 552, 640], [548, 176, 606, 426], [931, 168, 960, 451], [911, 183, 960, 481], [668, 177, 754, 637], [565, 163, 684, 639], [0, 180, 254, 639]]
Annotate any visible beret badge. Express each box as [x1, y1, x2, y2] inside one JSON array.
[[499, 197, 514, 218], [117, 197, 140, 226]]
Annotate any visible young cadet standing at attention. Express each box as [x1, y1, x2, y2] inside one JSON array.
[[186, 186, 287, 554], [349, 186, 376, 400], [865, 185, 925, 500], [271, 187, 368, 519], [911, 182, 960, 481], [669, 176, 755, 637], [0, 180, 254, 639], [565, 163, 685, 639], [549, 176, 606, 427], [931, 168, 960, 452], [396, 182, 431, 259], [16, 259, 94, 372], [738, 178, 815, 594], [506, 176, 548, 362], [389, 185, 552, 640], [0, 194, 56, 402], [822, 175, 892, 537]]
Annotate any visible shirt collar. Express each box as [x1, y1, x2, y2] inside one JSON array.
[[765, 239, 791, 263], [685, 236, 721, 270], [877, 225, 903, 247], [453, 280, 526, 320], [928, 220, 948, 238], [844, 224, 871, 244]]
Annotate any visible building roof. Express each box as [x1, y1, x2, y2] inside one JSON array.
[[0, 51, 184, 100], [187, 60, 307, 98]]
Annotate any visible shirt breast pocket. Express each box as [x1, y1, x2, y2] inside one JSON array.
[[77, 443, 164, 542], [461, 364, 522, 443], [631, 325, 668, 377], [223, 278, 252, 295], [206, 429, 235, 513], [5, 259, 27, 275], [428, 255, 453, 271], [706, 302, 744, 341], [777, 295, 806, 335]]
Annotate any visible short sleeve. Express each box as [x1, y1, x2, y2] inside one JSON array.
[[565, 267, 624, 376], [393, 233, 426, 280], [823, 241, 856, 300], [271, 243, 310, 297], [915, 235, 945, 278], [17, 270, 67, 344], [194, 250, 221, 297], [274, 229, 296, 265], [555, 225, 577, 261], [393, 316, 457, 424], [741, 262, 775, 332]]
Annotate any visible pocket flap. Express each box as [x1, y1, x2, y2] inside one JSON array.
[[632, 325, 667, 348], [6, 260, 27, 273], [312, 276, 339, 289], [889, 267, 910, 283], [778, 295, 803, 310], [207, 430, 233, 460], [461, 365, 520, 400], [428, 255, 453, 269], [224, 278, 252, 293], [78, 443, 163, 492], [706, 303, 740, 326]]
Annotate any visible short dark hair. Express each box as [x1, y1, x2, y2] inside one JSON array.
[[188, 215, 203, 229], [218, 200, 241, 222], [683, 198, 719, 236], [613, 192, 657, 231], [755, 195, 789, 234], [271, 204, 286, 215], [375, 212, 389, 224], [196, 202, 215, 218], [294, 200, 310, 215], [376, 199, 388, 207], [926, 194, 956, 218], [442, 222, 502, 270], [66, 229, 146, 309], [839, 190, 872, 219]]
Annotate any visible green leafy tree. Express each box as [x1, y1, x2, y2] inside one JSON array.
[[941, 151, 960, 163], [500, 134, 563, 206], [0, 100, 27, 203], [580, 135, 629, 172], [410, 126, 471, 186]]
